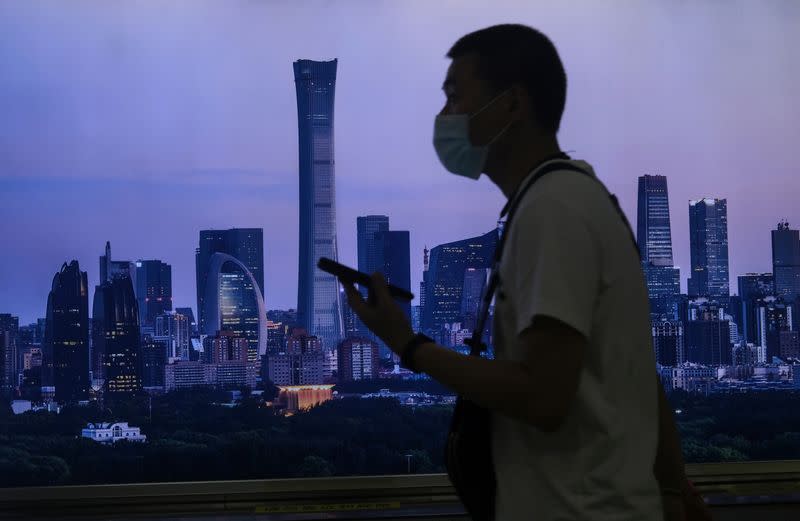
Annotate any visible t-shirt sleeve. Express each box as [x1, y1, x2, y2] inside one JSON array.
[[506, 197, 600, 339]]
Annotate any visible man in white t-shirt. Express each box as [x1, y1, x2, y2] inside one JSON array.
[[343, 24, 690, 521]]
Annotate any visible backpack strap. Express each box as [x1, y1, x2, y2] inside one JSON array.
[[465, 160, 640, 356]]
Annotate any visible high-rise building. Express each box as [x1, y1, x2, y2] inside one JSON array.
[[738, 273, 775, 302], [355, 215, 391, 338], [337, 337, 380, 381], [411, 305, 422, 332], [461, 268, 489, 331], [155, 311, 191, 360], [140, 335, 167, 388], [754, 297, 794, 363], [733, 273, 776, 345], [340, 291, 359, 338], [420, 246, 429, 323], [0, 314, 19, 392], [42, 261, 90, 403], [684, 299, 732, 367], [135, 260, 172, 327], [174, 307, 197, 336], [652, 321, 684, 367], [196, 229, 264, 334], [375, 230, 412, 318], [421, 229, 498, 334], [93, 275, 142, 396], [642, 265, 681, 319], [294, 59, 343, 350], [637, 175, 675, 267], [208, 330, 248, 364], [206, 330, 254, 388], [688, 198, 730, 304], [772, 221, 800, 302], [636, 176, 681, 319], [20, 345, 43, 401], [0, 331, 12, 393], [0, 314, 19, 338], [201, 252, 267, 367], [267, 328, 324, 385], [357, 216, 390, 278], [99, 241, 136, 287]]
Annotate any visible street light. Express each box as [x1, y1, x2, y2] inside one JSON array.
[[404, 453, 413, 474]]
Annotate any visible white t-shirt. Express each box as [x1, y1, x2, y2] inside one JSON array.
[[491, 159, 663, 521]]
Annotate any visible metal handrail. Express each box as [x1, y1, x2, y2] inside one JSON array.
[[3, 462, 800, 519]]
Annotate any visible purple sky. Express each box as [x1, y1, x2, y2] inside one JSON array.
[[1, 1, 798, 324]]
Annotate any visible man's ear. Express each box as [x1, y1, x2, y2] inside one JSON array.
[[508, 83, 531, 123]]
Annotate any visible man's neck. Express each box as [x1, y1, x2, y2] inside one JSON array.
[[489, 134, 562, 199]]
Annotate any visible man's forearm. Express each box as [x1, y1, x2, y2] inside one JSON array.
[[412, 342, 562, 430]]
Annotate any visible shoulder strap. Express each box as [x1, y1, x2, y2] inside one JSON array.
[[465, 161, 640, 356]]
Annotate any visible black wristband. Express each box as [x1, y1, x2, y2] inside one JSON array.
[[400, 333, 434, 373]]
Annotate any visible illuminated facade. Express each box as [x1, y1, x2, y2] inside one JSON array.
[[42, 261, 90, 403], [92, 274, 142, 396], [202, 252, 267, 364], [277, 384, 334, 412], [294, 59, 343, 349]]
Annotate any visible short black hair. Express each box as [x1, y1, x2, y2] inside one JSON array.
[[447, 24, 567, 134]]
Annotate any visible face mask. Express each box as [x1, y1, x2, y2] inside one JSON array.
[[433, 89, 513, 179]]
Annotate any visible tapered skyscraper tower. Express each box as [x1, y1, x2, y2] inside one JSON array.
[[294, 59, 343, 349]]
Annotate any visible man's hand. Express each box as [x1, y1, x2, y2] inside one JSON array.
[[342, 272, 415, 354]]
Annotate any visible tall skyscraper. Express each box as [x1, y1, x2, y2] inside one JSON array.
[[294, 59, 343, 350], [43, 261, 90, 403], [196, 228, 264, 334], [637, 175, 675, 266], [201, 252, 267, 366], [637, 175, 680, 319], [0, 331, 12, 393], [421, 229, 498, 334], [772, 221, 800, 302], [420, 247, 429, 325], [688, 198, 730, 304], [135, 260, 172, 327], [353, 215, 391, 338], [0, 314, 19, 392], [375, 230, 412, 318], [93, 275, 142, 396]]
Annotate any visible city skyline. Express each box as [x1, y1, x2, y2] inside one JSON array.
[[2, 2, 799, 323], [1, 196, 796, 326]]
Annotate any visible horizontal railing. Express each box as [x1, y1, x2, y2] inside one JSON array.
[[3, 461, 800, 519]]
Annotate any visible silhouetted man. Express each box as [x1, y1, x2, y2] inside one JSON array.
[[345, 24, 698, 521]]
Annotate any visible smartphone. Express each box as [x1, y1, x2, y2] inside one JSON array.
[[317, 257, 414, 302]]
